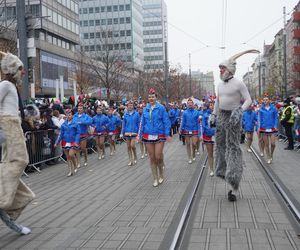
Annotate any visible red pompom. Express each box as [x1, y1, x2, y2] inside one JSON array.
[[148, 88, 156, 94]]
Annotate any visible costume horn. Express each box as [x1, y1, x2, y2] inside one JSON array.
[[229, 49, 260, 61], [219, 49, 260, 75]]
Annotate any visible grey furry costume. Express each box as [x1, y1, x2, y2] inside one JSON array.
[[215, 109, 244, 190]]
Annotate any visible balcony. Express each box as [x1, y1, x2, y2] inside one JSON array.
[[294, 46, 300, 55], [292, 63, 300, 72], [293, 12, 300, 22], [293, 29, 300, 39]]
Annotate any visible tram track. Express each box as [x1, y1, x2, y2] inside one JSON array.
[[250, 145, 300, 236], [159, 144, 300, 250], [158, 151, 208, 250]]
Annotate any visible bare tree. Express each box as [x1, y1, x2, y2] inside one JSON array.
[[73, 50, 95, 95], [83, 29, 132, 103], [0, 1, 17, 54]]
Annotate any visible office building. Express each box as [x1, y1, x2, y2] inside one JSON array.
[[79, 0, 144, 71], [142, 0, 167, 71], [0, 0, 80, 97]]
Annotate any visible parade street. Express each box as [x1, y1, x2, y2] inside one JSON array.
[[0, 136, 299, 250]]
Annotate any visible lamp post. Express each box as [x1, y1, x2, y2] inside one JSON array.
[[283, 6, 288, 98]]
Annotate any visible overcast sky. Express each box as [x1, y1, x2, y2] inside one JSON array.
[[164, 0, 298, 83]]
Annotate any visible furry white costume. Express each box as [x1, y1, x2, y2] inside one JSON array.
[[0, 51, 35, 234], [211, 49, 259, 201]]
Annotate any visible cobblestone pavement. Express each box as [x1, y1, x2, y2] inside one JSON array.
[[252, 135, 300, 204], [0, 137, 198, 249], [187, 144, 300, 250], [1, 136, 299, 249]]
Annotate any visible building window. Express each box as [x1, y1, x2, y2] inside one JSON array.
[[58, 14, 62, 26], [126, 30, 131, 36], [101, 19, 106, 25], [120, 18, 125, 24], [101, 6, 105, 12], [40, 32, 45, 40], [126, 43, 131, 49], [90, 45, 95, 51], [83, 33, 88, 39], [6, 6, 16, 18], [90, 33, 94, 39], [107, 18, 112, 25], [125, 4, 130, 11], [95, 19, 100, 26], [126, 17, 131, 24], [114, 44, 119, 50], [83, 20, 88, 26], [102, 31, 106, 38], [30, 4, 40, 16], [107, 6, 112, 12], [96, 45, 101, 51], [89, 20, 94, 26], [96, 32, 100, 38], [53, 37, 57, 45], [52, 11, 58, 24], [113, 18, 118, 24], [121, 43, 125, 49], [89, 7, 94, 13], [119, 5, 124, 11], [95, 7, 100, 13], [57, 38, 62, 47], [82, 8, 87, 14], [113, 5, 118, 11], [47, 34, 52, 43], [120, 30, 125, 37], [84, 46, 89, 52]]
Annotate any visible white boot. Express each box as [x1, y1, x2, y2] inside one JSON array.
[[67, 161, 73, 177], [158, 165, 164, 184], [151, 165, 159, 187]]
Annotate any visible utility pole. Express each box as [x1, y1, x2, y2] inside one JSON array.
[[189, 53, 192, 96], [164, 41, 169, 105], [16, 1, 29, 102], [283, 6, 288, 98]]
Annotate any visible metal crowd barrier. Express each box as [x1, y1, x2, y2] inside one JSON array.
[[24, 129, 65, 173]]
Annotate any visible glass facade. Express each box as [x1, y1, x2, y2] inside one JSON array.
[[41, 51, 76, 89], [142, 0, 168, 71], [79, 0, 144, 70]]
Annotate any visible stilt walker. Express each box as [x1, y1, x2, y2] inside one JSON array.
[[210, 49, 259, 202], [0, 51, 35, 235]]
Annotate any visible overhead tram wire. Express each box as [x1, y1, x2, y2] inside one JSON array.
[[243, 8, 293, 44], [220, 0, 228, 57]]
